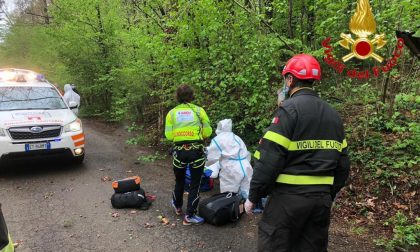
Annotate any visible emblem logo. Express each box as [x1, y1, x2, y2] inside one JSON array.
[[339, 0, 386, 62], [30, 126, 43, 133], [321, 0, 405, 80]]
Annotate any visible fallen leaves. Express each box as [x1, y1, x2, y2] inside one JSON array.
[[63, 220, 73, 228], [144, 223, 154, 229], [13, 240, 23, 248], [101, 176, 112, 182], [393, 202, 409, 210], [111, 212, 120, 218], [366, 197, 377, 209], [44, 192, 54, 199], [158, 215, 169, 225]]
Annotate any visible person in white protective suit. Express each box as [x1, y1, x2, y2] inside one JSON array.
[[205, 119, 253, 199], [63, 84, 81, 115]]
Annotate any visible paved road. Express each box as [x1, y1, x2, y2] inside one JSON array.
[[0, 120, 379, 252]]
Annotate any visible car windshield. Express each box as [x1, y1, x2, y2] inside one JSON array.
[[0, 86, 67, 111]]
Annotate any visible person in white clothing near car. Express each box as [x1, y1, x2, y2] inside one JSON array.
[[63, 84, 80, 115]]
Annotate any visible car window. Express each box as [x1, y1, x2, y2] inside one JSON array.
[[0, 86, 67, 111]]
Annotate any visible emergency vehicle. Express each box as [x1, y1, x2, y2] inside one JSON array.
[[0, 69, 85, 164]]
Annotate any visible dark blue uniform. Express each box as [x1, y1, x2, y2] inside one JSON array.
[[249, 88, 350, 252]]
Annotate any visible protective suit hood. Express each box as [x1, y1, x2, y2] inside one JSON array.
[[64, 84, 72, 93], [63, 84, 80, 115], [216, 119, 232, 135]]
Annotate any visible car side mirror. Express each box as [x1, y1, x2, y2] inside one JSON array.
[[69, 101, 78, 109]]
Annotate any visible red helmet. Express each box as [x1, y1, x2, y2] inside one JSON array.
[[282, 54, 321, 80]]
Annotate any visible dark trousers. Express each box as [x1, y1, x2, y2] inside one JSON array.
[[258, 193, 332, 252], [172, 148, 205, 216]]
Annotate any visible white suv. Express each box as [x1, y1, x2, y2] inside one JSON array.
[[0, 69, 85, 164]]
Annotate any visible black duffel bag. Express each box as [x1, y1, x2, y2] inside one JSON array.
[[111, 188, 151, 210], [198, 192, 244, 226], [0, 204, 10, 250]]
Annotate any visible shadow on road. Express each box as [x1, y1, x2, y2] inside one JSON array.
[[0, 159, 85, 179]]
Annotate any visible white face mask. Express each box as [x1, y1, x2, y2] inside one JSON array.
[[277, 80, 290, 106]]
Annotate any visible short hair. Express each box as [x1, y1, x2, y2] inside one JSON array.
[[176, 84, 194, 103], [286, 74, 315, 88]]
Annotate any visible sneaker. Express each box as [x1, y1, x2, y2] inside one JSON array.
[[171, 201, 182, 216], [183, 215, 204, 226]]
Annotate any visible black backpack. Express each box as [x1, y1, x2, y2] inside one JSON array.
[[0, 204, 10, 250], [198, 192, 244, 226], [111, 188, 151, 210]]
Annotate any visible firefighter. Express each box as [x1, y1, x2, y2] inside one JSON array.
[[0, 204, 14, 252], [165, 84, 212, 225], [245, 54, 350, 252]]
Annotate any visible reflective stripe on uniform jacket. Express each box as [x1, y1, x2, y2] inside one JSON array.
[[249, 88, 350, 204], [165, 103, 212, 143]]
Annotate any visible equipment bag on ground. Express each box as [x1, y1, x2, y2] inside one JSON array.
[[198, 192, 244, 225], [111, 187, 151, 210], [112, 176, 141, 193]]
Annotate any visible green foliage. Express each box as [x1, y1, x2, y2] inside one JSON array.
[[1, 0, 419, 247], [137, 152, 164, 163], [375, 212, 420, 251]]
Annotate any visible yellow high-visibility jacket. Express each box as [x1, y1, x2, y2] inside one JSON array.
[[165, 103, 212, 143], [0, 235, 14, 252]]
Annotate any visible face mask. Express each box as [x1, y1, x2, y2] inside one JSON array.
[[277, 81, 290, 106]]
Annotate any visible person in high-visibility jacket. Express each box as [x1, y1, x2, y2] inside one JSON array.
[[245, 54, 350, 252], [0, 204, 14, 252], [165, 84, 212, 225]]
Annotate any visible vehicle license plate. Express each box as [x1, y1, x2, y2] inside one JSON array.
[[25, 142, 50, 151]]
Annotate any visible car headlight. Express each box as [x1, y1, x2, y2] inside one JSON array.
[[64, 119, 82, 132], [0, 128, 5, 136]]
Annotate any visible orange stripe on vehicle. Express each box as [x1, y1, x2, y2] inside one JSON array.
[[74, 140, 85, 147], [71, 133, 84, 141]]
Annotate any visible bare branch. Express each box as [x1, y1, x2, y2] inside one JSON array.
[[25, 11, 52, 20], [232, 0, 295, 52]]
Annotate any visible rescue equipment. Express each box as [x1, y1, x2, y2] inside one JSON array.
[[198, 192, 244, 225], [111, 188, 151, 210], [112, 176, 141, 193]]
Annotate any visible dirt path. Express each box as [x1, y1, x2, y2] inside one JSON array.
[[0, 119, 382, 252]]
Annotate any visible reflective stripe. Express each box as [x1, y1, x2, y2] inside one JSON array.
[[264, 131, 346, 152], [254, 150, 261, 160], [289, 140, 344, 152], [342, 139, 348, 149], [276, 174, 334, 185], [74, 140, 85, 147], [263, 131, 291, 149], [71, 133, 84, 141]]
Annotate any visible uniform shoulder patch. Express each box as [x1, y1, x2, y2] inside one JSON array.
[[272, 117, 280, 124]]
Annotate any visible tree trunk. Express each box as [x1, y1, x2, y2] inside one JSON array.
[[307, 0, 315, 48], [265, 0, 273, 25], [288, 0, 294, 38]]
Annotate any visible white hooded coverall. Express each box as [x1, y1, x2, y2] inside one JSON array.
[[63, 84, 80, 115], [206, 119, 253, 198]]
